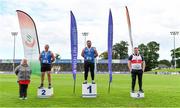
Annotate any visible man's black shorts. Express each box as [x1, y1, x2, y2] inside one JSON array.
[[41, 63, 51, 72]]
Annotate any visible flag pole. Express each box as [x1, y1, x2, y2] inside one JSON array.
[[108, 80, 111, 93], [73, 78, 76, 94]]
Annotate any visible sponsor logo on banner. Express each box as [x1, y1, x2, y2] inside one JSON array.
[[25, 34, 36, 48]]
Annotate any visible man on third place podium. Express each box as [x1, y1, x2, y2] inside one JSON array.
[[128, 47, 146, 93], [81, 40, 98, 84], [38, 44, 55, 89]]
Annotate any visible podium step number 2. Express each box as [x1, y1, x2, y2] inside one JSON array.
[[37, 88, 53, 98], [82, 83, 97, 98]]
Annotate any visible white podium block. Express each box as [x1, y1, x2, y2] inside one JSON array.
[[82, 83, 97, 98], [37, 88, 53, 98], [130, 92, 144, 98]]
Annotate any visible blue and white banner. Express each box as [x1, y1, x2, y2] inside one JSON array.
[[70, 11, 78, 80], [108, 9, 113, 83]]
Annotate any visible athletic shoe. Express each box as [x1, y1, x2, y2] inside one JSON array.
[[139, 89, 144, 93], [48, 84, 52, 89], [19, 97, 23, 100], [92, 81, 96, 84], [24, 97, 27, 100], [131, 90, 135, 93], [83, 81, 87, 84], [38, 84, 43, 89]]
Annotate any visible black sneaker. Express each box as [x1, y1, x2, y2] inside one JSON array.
[[83, 81, 87, 84], [38, 84, 43, 89], [48, 84, 52, 89], [139, 89, 144, 93], [92, 81, 96, 84]]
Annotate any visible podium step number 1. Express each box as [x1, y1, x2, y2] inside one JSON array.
[[37, 88, 53, 98], [82, 83, 97, 98]]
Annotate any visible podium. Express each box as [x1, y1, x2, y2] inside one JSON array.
[[37, 88, 53, 98], [82, 83, 97, 98], [130, 91, 144, 98]]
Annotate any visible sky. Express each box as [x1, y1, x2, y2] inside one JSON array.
[[0, 0, 180, 60]]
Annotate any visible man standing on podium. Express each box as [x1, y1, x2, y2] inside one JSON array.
[[128, 47, 146, 93], [38, 44, 55, 89], [81, 40, 98, 84]]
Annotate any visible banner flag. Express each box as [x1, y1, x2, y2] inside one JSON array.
[[17, 10, 41, 75]]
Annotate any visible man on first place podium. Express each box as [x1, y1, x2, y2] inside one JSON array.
[[128, 47, 146, 93], [81, 40, 98, 84]]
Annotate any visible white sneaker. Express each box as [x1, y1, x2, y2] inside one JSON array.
[[24, 97, 27, 100], [19, 97, 23, 100]]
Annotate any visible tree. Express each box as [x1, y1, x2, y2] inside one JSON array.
[[138, 43, 148, 57], [170, 47, 180, 68], [147, 41, 159, 52], [99, 50, 121, 59], [158, 59, 171, 67], [55, 53, 61, 60], [99, 41, 129, 59], [138, 43, 149, 70], [99, 51, 108, 59], [176, 59, 180, 68], [138, 41, 160, 71], [113, 41, 129, 59]]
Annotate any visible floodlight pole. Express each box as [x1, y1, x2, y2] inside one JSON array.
[[170, 31, 179, 69], [11, 32, 18, 72], [82, 32, 89, 47]]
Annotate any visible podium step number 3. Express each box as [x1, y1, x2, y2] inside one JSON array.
[[37, 88, 53, 98], [82, 83, 97, 98], [130, 92, 144, 98]]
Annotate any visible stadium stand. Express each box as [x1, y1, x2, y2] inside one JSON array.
[[0, 59, 128, 73]]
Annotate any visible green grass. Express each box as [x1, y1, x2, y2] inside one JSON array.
[[0, 74, 180, 107], [148, 68, 180, 72]]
